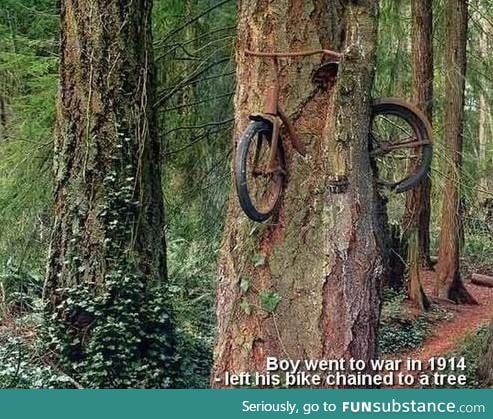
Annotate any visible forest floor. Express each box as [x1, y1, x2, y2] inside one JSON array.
[[390, 269, 493, 387]]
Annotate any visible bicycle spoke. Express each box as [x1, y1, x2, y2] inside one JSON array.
[[377, 115, 413, 137], [245, 131, 282, 213], [252, 135, 263, 170], [370, 111, 418, 188]]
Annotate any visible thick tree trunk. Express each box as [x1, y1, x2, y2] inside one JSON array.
[[44, 0, 176, 387], [403, 0, 433, 309], [435, 0, 476, 304], [212, 0, 382, 387]]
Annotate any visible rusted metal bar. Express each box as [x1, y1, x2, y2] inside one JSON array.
[[245, 49, 342, 59], [278, 107, 306, 156], [370, 139, 431, 156]]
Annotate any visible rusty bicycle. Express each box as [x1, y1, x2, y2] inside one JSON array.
[[235, 49, 433, 222]]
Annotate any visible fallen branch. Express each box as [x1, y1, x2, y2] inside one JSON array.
[[471, 273, 493, 288]]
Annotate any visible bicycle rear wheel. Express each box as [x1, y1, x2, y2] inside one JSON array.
[[370, 98, 433, 193], [235, 120, 284, 222]]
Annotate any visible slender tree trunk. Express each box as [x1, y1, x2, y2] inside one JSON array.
[[403, 0, 433, 310], [407, 229, 430, 309], [477, 9, 489, 201], [0, 96, 6, 141], [478, 99, 490, 201], [44, 0, 176, 387], [212, 0, 382, 387], [435, 0, 476, 304]]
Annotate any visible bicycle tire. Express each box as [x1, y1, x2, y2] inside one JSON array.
[[370, 98, 433, 193], [235, 120, 284, 222]]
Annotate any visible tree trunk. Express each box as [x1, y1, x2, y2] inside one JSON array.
[[212, 0, 382, 387], [407, 229, 430, 310], [405, 0, 433, 267], [44, 0, 176, 388], [477, 9, 489, 201], [403, 0, 433, 309], [388, 224, 406, 290], [435, 0, 476, 304], [0, 96, 6, 140]]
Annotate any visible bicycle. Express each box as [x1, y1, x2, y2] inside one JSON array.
[[235, 50, 433, 222]]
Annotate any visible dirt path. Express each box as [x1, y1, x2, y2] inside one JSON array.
[[402, 270, 493, 362], [387, 270, 493, 388]]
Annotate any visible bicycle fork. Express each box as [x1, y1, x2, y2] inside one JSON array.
[[248, 57, 306, 176]]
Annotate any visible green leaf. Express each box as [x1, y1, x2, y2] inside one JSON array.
[[239, 278, 250, 293], [260, 291, 281, 313], [252, 253, 265, 267], [240, 298, 252, 315]]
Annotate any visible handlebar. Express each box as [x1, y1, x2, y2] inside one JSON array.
[[245, 49, 342, 60]]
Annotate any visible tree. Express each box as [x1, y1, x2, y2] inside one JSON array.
[[477, 5, 491, 202], [212, 0, 382, 386], [43, 0, 176, 387], [403, 0, 433, 310], [435, 0, 476, 304], [0, 95, 5, 139]]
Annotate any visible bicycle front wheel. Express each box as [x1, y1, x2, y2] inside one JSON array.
[[235, 120, 284, 222]]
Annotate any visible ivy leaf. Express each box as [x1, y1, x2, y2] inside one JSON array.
[[260, 291, 281, 313], [240, 298, 252, 315], [252, 253, 265, 267], [240, 278, 250, 293]]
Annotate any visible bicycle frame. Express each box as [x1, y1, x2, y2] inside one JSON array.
[[245, 49, 341, 172]]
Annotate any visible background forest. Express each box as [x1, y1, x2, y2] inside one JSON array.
[[0, 0, 492, 388]]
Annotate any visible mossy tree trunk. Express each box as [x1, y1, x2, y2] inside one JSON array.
[[403, 0, 433, 310], [44, 0, 176, 388], [212, 0, 383, 387], [435, 0, 476, 304]]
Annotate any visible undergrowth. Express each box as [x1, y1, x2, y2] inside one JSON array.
[[0, 309, 75, 389], [0, 236, 217, 389], [434, 327, 490, 388], [378, 288, 452, 355]]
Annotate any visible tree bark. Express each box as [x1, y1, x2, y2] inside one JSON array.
[[0, 96, 6, 140], [407, 229, 430, 310], [477, 9, 490, 201], [212, 0, 382, 387], [404, 0, 433, 267], [387, 224, 406, 290], [403, 0, 433, 309], [435, 0, 476, 304], [44, 0, 176, 387]]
